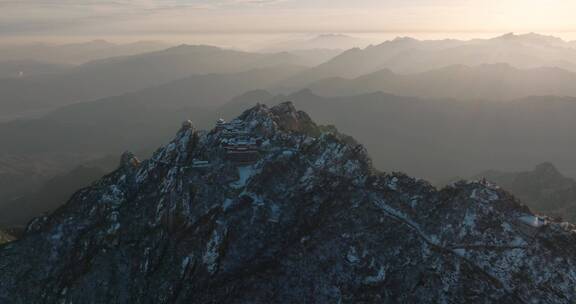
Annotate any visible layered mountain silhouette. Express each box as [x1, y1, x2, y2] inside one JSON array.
[[6, 33, 576, 120], [0, 66, 304, 220], [264, 33, 370, 52], [474, 163, 576, 222], [0, 45, 302, 119], [0, 154, 78, 210], [0, 162, 113, 228], [1, 103, 575, 303], [4, 33, 576, 233], [0, 60, 72, 79], [278, 49, 343, 67], [285, 33, 576, 86], [0, 40, 171, 65], [0, 66, 302, 156], [4, 87, 576, 224], [7, 33, 576, 120], [308, 64, 576, 100]]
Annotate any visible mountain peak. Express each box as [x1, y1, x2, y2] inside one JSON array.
[[234, 101, 320, 137], [530, 162, 567, 183], [534, 162, 560, 175], [282, 88, 326, 103], [493, 32, 566, 45], [119, 151, 141, 170], [64, 39, 115, 48], [391, 36, 419, 43], [164, 44, 225, 54], [313, 33, 351, 39], [2, 103, 576, 302], [497, 32, 517, 39]]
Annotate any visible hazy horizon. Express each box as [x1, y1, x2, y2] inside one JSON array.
[[3, 0, 576, 48], [3, 31, 576, 52]]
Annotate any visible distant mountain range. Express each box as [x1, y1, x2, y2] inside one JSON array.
[[307, 64, 576, 100], [0, 66, 302, 224], [0, 45, 303, 119], [3, 33, 576, 230], [6, 33, 576, 120], [0, 162, 113, 227], [473, 163, 576, 222], [0, 60, 73, 79], [263, 33, 371, 52], [279, 49, 343, 67], [0, 154, 81, 207], [0, 40, 171, 65], [285, 33, 576, 86]]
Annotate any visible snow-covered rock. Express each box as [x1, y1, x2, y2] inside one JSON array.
[[1, 102, 575, 303]]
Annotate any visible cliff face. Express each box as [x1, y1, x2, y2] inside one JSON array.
[[1, 102, 576, 303]]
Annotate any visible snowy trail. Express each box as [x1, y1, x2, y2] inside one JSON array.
[[371, 196, 526, 303]]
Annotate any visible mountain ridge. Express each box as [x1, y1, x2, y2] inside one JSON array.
[[284, 33, 576, 87], [0, 45, 303, 119], [1, 103, 576, 303], [0, 40, 172, 65], [307, 63, 576, 100]]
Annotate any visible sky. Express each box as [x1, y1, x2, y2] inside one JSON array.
[[2, 0, 576, 44]]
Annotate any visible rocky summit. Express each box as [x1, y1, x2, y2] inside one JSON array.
[[1, 102, 576, 303]]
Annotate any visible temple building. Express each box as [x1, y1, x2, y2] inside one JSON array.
[[216, 119, 261, 165]]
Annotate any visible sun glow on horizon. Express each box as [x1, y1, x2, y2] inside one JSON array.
[[1, 0, 576, 44]]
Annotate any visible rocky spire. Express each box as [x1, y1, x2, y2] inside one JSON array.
[[269, 101, 319, 135], [119, 151, 140, 169], [180, 120, 194, 131]]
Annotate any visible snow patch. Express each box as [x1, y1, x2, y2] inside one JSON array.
[[222, 198, 234, 211], [346, 247, 360, 264], [203, 229, 225, 274], [519, 215, 545, 228], [388, 177, 399, 191], [364, 265, 386, 284], [230, 165, 255, 189]]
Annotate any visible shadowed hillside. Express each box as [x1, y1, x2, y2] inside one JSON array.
[[308, 64, 576, 100], [473, 163, 576, 222]]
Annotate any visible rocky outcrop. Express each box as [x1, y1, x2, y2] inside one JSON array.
[[1, 102, 576, 303], [0, 230, 14, 244]]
